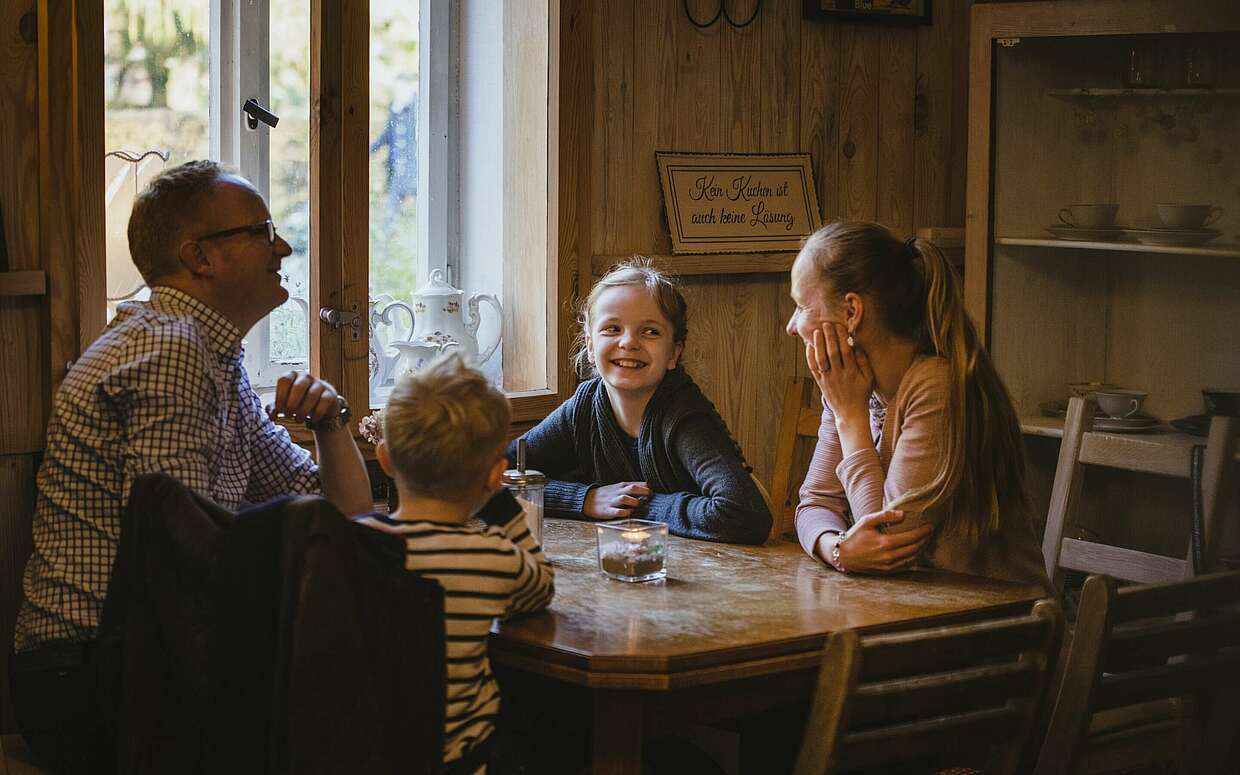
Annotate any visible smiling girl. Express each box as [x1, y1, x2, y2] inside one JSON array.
[[508, 260, 772, 545]]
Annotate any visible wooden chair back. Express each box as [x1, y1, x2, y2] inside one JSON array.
[[1, 733, 48, 774], [1041, 396, 1239, 591], [769, 377, 823, 541], [1, 462, 37, 741], [794, 600, 1062, 775], [1036, 570, 1240, 774], [749, 472, 777, 537]]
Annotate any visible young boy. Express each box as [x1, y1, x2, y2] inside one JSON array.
[[355, 353, 554, 773]]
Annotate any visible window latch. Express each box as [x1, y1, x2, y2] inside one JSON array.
[[243, 98, 280, 130], [319, 305, 362, 341]]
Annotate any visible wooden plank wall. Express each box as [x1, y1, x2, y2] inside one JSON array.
[[584, 0, 973, 487], [1, 0, 46, 456], [0, 2, 976, 730], [0, 0, 44, 735]]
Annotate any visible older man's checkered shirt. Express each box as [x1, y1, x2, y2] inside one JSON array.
[[14, 287, 321, 651]]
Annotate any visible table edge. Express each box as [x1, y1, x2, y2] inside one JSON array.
[[489, 597, 1040, 688]]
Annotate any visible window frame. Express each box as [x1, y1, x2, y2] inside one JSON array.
[[80, 0, 574, 443], [314, 0, 570, 432], [212, 0, 302, 389], [418, 0, 458, 287]]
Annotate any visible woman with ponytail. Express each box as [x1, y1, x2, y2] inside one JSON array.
[[787, 221, 1049, 589]]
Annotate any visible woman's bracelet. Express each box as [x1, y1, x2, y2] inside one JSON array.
[[823, 530, 847, 573]]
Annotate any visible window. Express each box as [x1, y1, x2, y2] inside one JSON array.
[[103, 0, 560, 418], [367, 0, 555, 406], [103, 0, 310, 388]]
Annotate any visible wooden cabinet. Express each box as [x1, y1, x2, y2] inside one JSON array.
[[966, 1, 1240, 474]]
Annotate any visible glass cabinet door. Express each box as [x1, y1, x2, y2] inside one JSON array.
[[987, 31, 1240, 424]]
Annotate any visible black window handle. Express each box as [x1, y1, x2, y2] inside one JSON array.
[[243, 99, 280, 130]]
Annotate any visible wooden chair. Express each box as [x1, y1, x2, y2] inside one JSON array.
[[749, 471, 777, 538], [793, 600, 1062, 775], [0, 734, 49, 775], [1035, 570, 1240, 774], [770, 377, 821, 542], [1041, 396, 1239, 591]]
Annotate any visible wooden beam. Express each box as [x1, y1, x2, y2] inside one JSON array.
[[39, 0, 105, 387], [556, 0, 592, 404], [310, 0, 369, 409], [591, 253, 796, 277], [0, 271, 47, 298]]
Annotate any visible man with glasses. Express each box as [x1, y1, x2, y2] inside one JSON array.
[[10, 160, 373, 770]]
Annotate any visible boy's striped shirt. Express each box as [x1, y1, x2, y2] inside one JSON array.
[[354, 511, 553, 767]]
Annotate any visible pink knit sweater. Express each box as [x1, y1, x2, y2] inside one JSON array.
[[795, 356, 1051, 590]]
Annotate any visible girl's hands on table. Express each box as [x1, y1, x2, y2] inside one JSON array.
[[584, 481, 651, 520], [827, 509, 934, 574], [805, 322, 874, 430]]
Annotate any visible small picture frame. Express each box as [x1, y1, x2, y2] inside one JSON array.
[[803, 0, 932, 26]]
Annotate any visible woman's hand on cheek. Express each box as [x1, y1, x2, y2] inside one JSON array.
[[583, 482, 652, 520], [836, 510, 934, 574], [806, 323, 874, 426]]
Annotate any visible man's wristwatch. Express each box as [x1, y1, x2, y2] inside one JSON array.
[[305, 396, 351, 433]]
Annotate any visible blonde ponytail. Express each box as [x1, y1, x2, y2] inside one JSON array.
[[803, 223, 1029, 546]]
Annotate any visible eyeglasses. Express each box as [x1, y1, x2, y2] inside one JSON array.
[[196, 219, 278, 245]]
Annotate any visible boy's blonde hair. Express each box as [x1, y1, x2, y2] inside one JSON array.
[[382, 352, 512, 502]]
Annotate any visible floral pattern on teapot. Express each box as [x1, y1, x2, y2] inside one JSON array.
[[366, 270, 503, 403], [406, 269, 503, 367]]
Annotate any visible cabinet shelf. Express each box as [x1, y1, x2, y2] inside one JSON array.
[[1020, 416, 1240, 478], [996, 237, 1240, 259], [0, 270, 47, 297], [1047, 88, 1240, 99]]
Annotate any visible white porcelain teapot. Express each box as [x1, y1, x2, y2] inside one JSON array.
[[390, 336, 460, 378], [368, 295, 415, 388], [409, 269, 503, 366], [368, 296, 460, 386]]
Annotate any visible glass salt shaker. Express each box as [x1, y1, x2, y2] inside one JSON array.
[[503, 439, 545, 546]]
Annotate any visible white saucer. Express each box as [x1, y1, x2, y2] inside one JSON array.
[[1046, 225, 1123, 241], [1120, 227, 1220, 247], [1092, 414, 1160, 433]]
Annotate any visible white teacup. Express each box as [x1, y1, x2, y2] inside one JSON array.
[[1058, 204, 1119, 228], [1095, 389, 1148, 419], [1156, 203, 1222, 229], [1068, 381, 1118, 399]]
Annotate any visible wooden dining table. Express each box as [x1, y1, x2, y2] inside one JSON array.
[[489, 519, 1047, 775]]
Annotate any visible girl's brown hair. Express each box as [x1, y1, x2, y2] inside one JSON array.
[[571, 257, 689, 377], [800, 221, 1029, 545]]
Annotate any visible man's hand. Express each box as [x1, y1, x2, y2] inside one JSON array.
[[269, 370, 341, 426], [583, 482, 652, 520], [267, 370, 369, 516]]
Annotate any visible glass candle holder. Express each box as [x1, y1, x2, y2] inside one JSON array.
[[596, 519, 668, 582]]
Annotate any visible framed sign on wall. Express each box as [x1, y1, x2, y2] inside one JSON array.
[[803, 0, 932, 26], [656, 152, 823, 255]]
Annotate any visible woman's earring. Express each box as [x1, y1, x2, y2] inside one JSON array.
[[846, 333, 855, 348]]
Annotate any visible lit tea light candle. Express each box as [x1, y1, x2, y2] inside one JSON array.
[[597, 519, 668, 583]]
